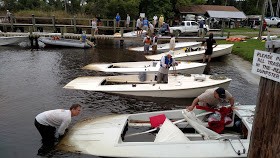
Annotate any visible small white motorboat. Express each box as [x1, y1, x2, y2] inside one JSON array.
[[128, 42, 201, 52], [146, 44, 234, 61], [114, 30, 147, 37], [0, 36, 29, 46], [63, 74, 231, 98], [39, 37, 93, 48], [57, 104, 255, 158], [83, 61, 206, 75]]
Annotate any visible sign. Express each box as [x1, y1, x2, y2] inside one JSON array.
[[252, 50, 280, 83], [140, 13, 145, 18]]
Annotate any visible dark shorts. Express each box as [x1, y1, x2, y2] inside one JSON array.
[[137, 27, 141, 31], [205, 49, 213, 55]]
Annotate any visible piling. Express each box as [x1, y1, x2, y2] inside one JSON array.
[[248, 35, 280, 157], [120, 27, 124, 46]]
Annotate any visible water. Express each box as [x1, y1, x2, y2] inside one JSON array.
[[0, 39, 259, 158]]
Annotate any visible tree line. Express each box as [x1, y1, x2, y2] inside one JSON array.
[[0, 0, 275, 20]]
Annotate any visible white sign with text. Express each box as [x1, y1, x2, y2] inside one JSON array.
[[252, 50, 280, 83]]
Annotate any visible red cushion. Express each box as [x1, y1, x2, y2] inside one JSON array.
[[149, 114, 166, 128]]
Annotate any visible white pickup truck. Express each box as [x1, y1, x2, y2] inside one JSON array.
[[169, 21, 209, 35], [264, 17, 280, 27]]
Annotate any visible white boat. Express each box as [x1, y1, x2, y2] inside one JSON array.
[[114, 30, 147, 37], [57, 105, 255, 158], [145, 44, 233, 61], [128, 42, 201, 52], [82, 61, 206, 75], [63, 74, 231, 98], [39, 37, 93, 48], [251, 35, 277, 40], [0, 36, 29, 46]]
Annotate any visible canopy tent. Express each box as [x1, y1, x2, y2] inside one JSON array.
[[206, 11, 246, 19]]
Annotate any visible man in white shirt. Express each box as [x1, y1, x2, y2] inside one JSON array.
[[169, 34, 176, 51], [34, 104, 81, 155], [153, 15, 158, 27], [126, 14, 130, 27], [136, 16, 142, 36]]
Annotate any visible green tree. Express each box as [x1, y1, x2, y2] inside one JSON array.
[[139, 0, 173, 20], [84, 0, 109, 17], [2, 0, 19, 11], [105, 0, 140, 19]]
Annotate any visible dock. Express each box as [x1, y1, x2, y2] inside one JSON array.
[[0, 15, 227, 44]]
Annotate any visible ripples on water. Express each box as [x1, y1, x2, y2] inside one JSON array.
[[0, 39, 259, 158]]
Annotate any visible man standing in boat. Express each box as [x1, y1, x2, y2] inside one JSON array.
[[186, 87, 234, 111], [34, 104, 82, 155], [143, 35, 151, 54], [169, 34, 176, 51], [151, 33, 158, 54], [202, 33, 217, 63], [157, 53, 178, 83]]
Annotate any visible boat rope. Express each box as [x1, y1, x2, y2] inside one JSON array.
[[227, 138, 246, 156]]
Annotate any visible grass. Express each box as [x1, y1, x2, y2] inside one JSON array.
[[220, 27, 270, 38], [217, 39, 265, 62], [223, 27, 259, 33]]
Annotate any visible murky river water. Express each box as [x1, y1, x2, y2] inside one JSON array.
[[0, 39, 259, 158]]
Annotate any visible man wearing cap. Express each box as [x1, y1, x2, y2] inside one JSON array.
[[157, 53, 177, 83], [186, 87, 234, 111]]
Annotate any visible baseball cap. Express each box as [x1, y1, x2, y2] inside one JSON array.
[[215, 87, 226, 99]]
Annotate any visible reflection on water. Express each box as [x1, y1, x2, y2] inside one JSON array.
[[0, 39, 259, 158]]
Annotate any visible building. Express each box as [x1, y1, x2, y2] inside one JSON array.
[[178, 5, 246, 29]]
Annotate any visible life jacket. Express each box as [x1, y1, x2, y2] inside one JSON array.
[[81, 34, 86, 42], [195, 105, 232, 133], [165, 56, 173, 65], [145, 38, 151, 44], [161, 56, 173, 67]]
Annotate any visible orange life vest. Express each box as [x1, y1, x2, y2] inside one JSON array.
[[145, 38, 151, 44]]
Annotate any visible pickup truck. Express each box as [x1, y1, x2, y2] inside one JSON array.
[[264, 17, 280, 27], [169, 21, 209, 35]]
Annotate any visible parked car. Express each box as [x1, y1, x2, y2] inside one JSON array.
[[264, 17, 280, 27], [169, 21, 209, 36]]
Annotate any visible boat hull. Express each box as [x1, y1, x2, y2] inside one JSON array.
[[128, 42, 201, 52], [0, 36, 29, 46], [83, 61, 206, 75], [145, 44, 233, 61], [57, 105, 255, 157], [39, 37, 91, 48], [64, 74, 231, 98]]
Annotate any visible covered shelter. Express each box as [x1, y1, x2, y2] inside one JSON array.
[[178, 5, 247, 29]]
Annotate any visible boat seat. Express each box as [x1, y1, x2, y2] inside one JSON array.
[[182, 110, 221, 140], [154, 118, 190, 143]]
